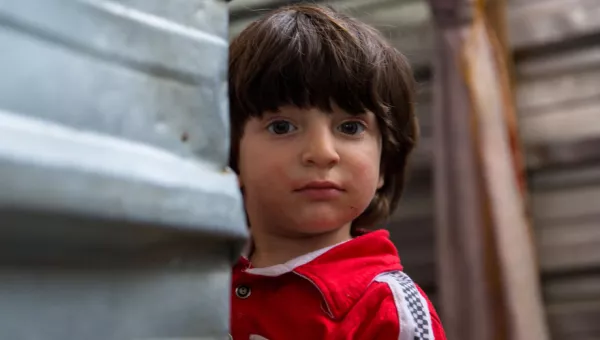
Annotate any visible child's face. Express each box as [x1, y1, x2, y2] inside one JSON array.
[[238, 105, 384, 235]]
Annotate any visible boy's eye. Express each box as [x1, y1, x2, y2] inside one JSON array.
[[267, 120, 297, 135], [337, 121, 366, 135]]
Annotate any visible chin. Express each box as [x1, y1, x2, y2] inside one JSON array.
[[290, 211, 355, 234]]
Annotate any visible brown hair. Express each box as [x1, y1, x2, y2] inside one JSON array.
[[229, 4, 418, 229]]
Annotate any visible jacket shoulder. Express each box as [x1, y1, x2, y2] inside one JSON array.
[[371, 270, 446, 340]]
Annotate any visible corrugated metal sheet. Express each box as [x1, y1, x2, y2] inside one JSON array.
[[0, 1, 246, 339]]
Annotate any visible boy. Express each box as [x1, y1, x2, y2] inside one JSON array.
[[228, 4, 445, 340]]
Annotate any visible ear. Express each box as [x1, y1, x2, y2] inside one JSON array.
[[377, 175, 384, 189]]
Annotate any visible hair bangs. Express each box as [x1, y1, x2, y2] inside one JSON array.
[[229, 6, 384, 119]]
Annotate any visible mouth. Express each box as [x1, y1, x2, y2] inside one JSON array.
[[296, 180, 344, 191], [294, 181, 344, 200]]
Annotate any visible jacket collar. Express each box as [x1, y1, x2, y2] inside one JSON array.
[[234, 229, 402, 319]]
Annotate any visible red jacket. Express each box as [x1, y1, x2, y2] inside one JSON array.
[[230, 230, 446, 340]]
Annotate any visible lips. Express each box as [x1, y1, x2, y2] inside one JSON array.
[[294, 180, 344, 200], [297, 180, 343, 191]]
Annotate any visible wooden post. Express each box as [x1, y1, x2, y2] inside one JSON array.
[[428, 0, 550, 339], [463, 1, 550, 339], [428, 2, 506, 339]]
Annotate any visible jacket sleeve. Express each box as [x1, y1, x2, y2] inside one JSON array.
[[367, 272, 447, 340], [416, 285, 446, 340]]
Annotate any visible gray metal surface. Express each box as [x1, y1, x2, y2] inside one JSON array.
[[0, 0, 246, 339]]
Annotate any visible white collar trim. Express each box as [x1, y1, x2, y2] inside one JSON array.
[[245, 239, 350, 277]]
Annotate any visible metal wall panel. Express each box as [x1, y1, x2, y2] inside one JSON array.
[[0, 1, 246, 339]]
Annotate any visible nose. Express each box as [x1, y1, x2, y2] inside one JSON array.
[[301, 126, 340, 168]]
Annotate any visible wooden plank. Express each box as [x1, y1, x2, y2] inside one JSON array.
[[553, 334, 600, 340], [544, 274, 600, 303], [418, 63, 600, 140], [508, 0, 600, 50], [415, 105, 600, 171], [530, 169, 600, 273], [537, 220, 600, 272], [526, 138, 600, 170], [530, 163, 600, 191], [516, 63, 600, 162], [389, 165, 600, 242], [406, 113, 600, 172], [547, 300, 600, 340], [367, 0, 600, 63], [416, 74, 600, 168], [538, 221, 600, 249], [516, 45, 600, 79], [409, 136, 600, 171], [532, 185, 600, 222], [508, 0, 549, 7], [385, 0, 600, 60], [519, 97, 600, 144], [517, 69, 600, 115]]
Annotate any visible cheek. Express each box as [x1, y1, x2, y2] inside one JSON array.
[[332, 156, 380, 224], [351, 143, 381, 179], [239, 144, 290, 191], [246, 152, 286, 178], [345, 149, 382, 197], [354, 160, 380, 189]]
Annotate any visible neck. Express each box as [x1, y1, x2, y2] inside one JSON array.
[[249, 224, 352, 268]]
